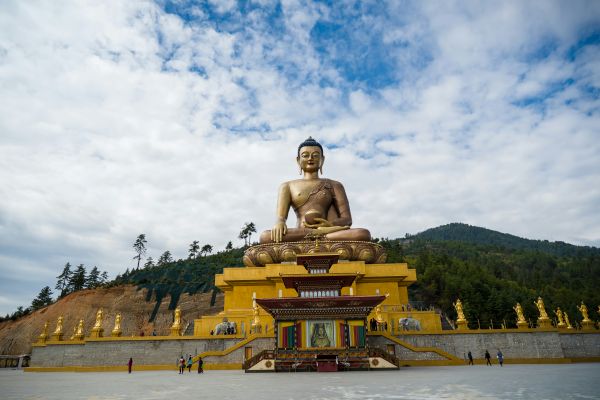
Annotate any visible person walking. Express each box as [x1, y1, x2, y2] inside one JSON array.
[[197, 356, 204, 374], [467, 351, 473, 365], [484, 350, 492, 366], [127, 358, 133, 374], [497, 350, 504, 367], [178, 356, 185, 374], [187, 356, 193, 373]]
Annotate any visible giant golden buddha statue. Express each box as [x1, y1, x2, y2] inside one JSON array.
[[244, 137, 386, 267]]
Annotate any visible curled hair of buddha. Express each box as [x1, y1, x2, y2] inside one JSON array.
[[297, 136, 323, 156]]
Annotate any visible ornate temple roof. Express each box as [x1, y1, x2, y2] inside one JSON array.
[[280, 273, 358, 291], [296, 252, 340, 273], [256, 295, 386, 320]]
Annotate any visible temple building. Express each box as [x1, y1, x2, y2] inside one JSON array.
[[195, 245, 442, 371]]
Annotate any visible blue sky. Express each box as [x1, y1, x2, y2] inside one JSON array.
[[0, 0, 599, 315]]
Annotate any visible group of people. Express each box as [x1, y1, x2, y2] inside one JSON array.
[[209, 325, 236, 335], [368, 318, 388, 332], [178, 354, 204, 374], [466, 350, 504, 366], [126, 355, 204, 374]]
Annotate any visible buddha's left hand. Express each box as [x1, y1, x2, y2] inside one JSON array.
[[303, 218, 333, 228]]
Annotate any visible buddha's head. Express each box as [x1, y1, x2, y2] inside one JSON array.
[[297, 136, 324, 174]]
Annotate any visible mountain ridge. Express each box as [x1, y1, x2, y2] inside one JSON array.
[[409, 222, 599, 257]]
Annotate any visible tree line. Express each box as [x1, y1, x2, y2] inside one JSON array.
[[1, 222, 258, 323], [0, 263, 110, 322]]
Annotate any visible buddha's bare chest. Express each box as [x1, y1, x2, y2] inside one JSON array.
[[289, 180, 332, 207]]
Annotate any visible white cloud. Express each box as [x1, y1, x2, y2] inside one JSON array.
[[0, 0, 598, 314]]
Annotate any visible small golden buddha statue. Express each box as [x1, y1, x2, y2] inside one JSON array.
[[513, 303, 525, 323], [250, 301, 262, 334], [453, 299, 468, 330], [52, 316, 64, 341], [453, 299, 466, 321], [555, 308, 566, 328], [111, 313, 122, 337], [564, 312, 573, 329], [375, 305, 384, 324], [93, 308, 103, 329], [74, 319, 84, 340], [259, 137, 371, 244], [170, 307, 182, 336], [578, 301, 595, 330], [90, 308, 104, 338], [534, 297, 549, 319], [38, 321, 49, 343], [54, 316, 64, 335], [578, 301, 591, 322]]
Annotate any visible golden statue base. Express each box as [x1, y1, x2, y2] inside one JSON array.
[[581, 320, 595, 331], [51, 333, 63, 342], [89, 328, 103, 338], [456, 320, 469, 331], [537, 318, 552, 328], [243, 240, 387, 267], [170, 327, 181, 336], [517, 321, 529, 329], [73, 333, 84, 341], [556, 322, 567, 329], [111, 330, 122, 337]]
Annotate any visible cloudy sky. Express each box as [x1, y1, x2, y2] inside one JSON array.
[[1, 0, 599, 315]]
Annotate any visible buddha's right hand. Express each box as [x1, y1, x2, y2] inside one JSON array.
[[271, 221, 287, 243]]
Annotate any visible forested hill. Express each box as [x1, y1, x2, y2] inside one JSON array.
[[379, 224, 600, 329], [412, 223, 600, 258]]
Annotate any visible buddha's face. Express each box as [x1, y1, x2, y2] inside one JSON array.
[[297, 145, 324, 173]]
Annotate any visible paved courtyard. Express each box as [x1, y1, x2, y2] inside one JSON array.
[[1, 364, 598, 400]]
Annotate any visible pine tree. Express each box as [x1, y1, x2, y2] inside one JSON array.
[[55, 262, 72, 297], [200, 244, 213, 257], [239, 225, 249, 246], [132, 234, 147, 269], [225, 241, 233, 250], [246, 222, 256, 244], [31, 286, 53, 310], [239, 222, 256, 246], [157, 251, 173, 266], [189, 240, 200, 259], [100, 271, 109, 284], [143, 257, 155, 268], [69, 264, 87, 292], [86, 266, 100, 289]]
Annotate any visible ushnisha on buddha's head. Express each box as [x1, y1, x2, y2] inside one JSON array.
[[297, 136, 324, 175]]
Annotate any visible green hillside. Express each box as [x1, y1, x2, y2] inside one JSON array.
[[112, 248, 245, 321], [378, 224, 600, 328]]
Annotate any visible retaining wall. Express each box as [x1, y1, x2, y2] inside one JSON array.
[[369, 330, 600, 364], [29, 330, 600, 371]]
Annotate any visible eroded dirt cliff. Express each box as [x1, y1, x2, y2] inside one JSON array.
[[0, 285, 224, 355]]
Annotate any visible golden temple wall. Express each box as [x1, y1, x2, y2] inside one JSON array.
[[195, 261, 442, 336]]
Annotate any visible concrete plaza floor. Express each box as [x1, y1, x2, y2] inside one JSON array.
[[1, 363, 599, 400]]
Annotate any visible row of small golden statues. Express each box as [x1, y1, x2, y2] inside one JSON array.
[[453, 298, 598, 331], [37, 307, 184, 343]]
